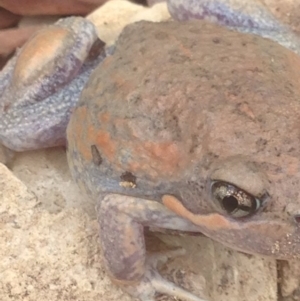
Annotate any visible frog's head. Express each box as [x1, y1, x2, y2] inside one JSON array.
[[160, 40, 300, 258], [164, 154, 300, 259]]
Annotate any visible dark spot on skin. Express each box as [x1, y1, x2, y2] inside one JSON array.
[[220, 56, 230, 63], [189, 134, 198, 154], [168, 49, 190, 64], [256, 138, 268, 151], [187, 181, 202, 190], [202, 152, 219, 170], [155, 31, 169, 40], [294, 215, 300, 223], [120, 171, 137, 185], [234, 131, 244, 139], [284, 82, 295, 95], [143, 77, 150, 85], [127, 91, 141, 105], [252, 67, 263, 74], [91, 145, 102, 166], [139, 47, 146, 55], [212, 37, 221, 44], [274, 147, 281, 157]]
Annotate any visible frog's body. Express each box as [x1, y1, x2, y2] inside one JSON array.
[[1, 3, 300, 301], [66, 21, 300, 300]]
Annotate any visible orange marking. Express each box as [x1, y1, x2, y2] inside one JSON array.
[[13, 28, 70, 84], [95, 130, 117, 162], [238, 102, 256, 119], [162, 195, 239, 230], [119, 141, 183, 178], [98, 112, 110, 124], [111, 73, 135, 96], [144, 141, 180, 161], [141, 141, 182, 175]]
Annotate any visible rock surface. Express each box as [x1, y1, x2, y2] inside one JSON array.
[[0, 161, 132, 301], [87, 0, 171, 45]]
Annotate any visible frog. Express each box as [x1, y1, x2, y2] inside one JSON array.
[[65, 19, 300, 300], [1, 3, 300, 301]]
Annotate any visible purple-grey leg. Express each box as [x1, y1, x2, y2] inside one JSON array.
[[97, 193, 206, 301], [0, 17, 108, 151], [167, 0, 300, 54]]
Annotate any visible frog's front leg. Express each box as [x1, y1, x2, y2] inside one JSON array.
[[0, 17, 107, 151], [97, 194, 206, 301]]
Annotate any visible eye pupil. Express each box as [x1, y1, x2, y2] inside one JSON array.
[[222, 196, 239, 213]]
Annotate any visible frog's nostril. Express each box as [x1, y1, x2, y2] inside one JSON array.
[[294, 215, 300, 224]]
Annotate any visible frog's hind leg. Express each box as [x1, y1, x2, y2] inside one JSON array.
[[0, 17, 106, 152], [97, 193, 206, 301]]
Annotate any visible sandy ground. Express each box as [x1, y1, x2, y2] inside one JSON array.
[[1, 1, 300, 301]]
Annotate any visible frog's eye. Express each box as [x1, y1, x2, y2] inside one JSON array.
[[211, 181, 262, 218]]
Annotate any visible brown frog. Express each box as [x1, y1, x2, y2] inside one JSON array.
[[2, 7, 300, 301], [65, 20, 300, 301]]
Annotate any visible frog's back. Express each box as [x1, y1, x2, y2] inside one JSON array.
[[67, 20, 300, 201]]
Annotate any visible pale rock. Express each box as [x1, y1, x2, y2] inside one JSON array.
[[87, 0, 171, 45]]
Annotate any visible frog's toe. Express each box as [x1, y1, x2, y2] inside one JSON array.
[[122, 250, 205, 301]]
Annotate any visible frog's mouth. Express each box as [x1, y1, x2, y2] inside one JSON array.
[[163, 195, 300, 259]]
